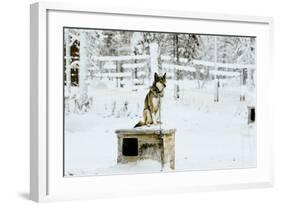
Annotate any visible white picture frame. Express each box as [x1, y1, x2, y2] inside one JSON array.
[[30, 2, 274, 202]]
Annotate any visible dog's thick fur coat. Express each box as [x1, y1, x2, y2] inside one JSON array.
[[134, 73, 166, 128]]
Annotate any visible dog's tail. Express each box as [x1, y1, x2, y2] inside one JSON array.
[[134, 121, 145, 128]]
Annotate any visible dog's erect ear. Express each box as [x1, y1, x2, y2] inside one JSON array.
[[154, 72, 159, 81], [163, 73, 166, 79]]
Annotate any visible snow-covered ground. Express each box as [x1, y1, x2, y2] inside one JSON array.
[[64, 77, 256, 177]]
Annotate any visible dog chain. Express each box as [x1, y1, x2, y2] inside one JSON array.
[[159, 95, 164, 171], [159, 95, 163, 138]]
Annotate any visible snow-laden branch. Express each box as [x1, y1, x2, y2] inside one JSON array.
[[68, 32, 79, 47], [71, 60, 79, 67]]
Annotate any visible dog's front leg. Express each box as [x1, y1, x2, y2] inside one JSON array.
[[151, 112, 157, 125], [155, 109, 161, 124], [152, 111, 160, 125]]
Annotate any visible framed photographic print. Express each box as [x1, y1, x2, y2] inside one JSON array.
[[30, 2, 274, 202]]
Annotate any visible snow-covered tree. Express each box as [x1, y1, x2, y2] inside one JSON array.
[[217, 36, 255, 65], [130, 32, 143, 79], [79, 30, 89, 101], [64, 28, 71, 96]]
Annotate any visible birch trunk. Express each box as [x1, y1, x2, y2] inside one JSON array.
[[64, 28, 71, 96], [79, 31, 88, 101], [149, 42, 160, 83]]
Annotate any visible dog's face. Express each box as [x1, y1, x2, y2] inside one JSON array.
[[154, 72, 166, 92]]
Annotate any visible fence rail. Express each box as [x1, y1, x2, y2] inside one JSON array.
[[87, 54, 255, 81], [92, 55, 150, 61], [161, 55, 256, 70]]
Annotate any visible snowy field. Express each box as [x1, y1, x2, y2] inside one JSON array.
[[64, 77, 256, 177]]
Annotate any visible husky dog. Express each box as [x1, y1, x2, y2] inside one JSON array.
[[134, 72, 166, 128]]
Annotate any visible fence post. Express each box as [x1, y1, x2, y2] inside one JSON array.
[[174, 84, 180, 99], [213, 36, 219, 102], [240, 68, 247, 101], [214, 79, 219, 102], [116, 61, 119, 88]]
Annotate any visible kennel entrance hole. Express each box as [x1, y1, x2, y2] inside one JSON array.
[[122, 138, 138, 156], [248, 106, 255, 124], [250, 108, 255, 121]]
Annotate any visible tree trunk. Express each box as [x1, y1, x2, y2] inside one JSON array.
[[149, 41, 160, 83], [79, 31, 88, 101], [134, 50, 138, 79], [64, 28, 71, 96], [173, 34, 179, 80], [173, 34, 180, 99], [214, 36, 219, 102]]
